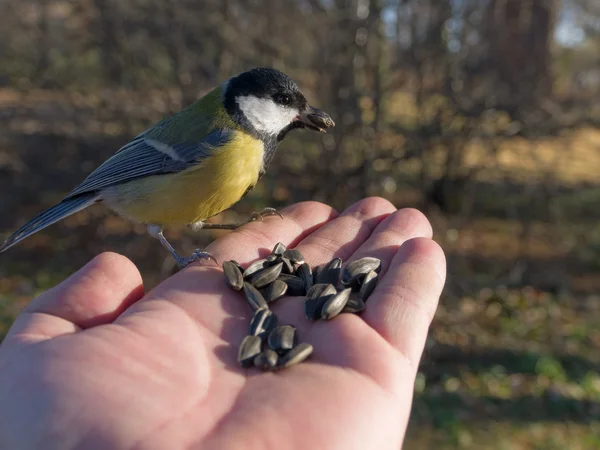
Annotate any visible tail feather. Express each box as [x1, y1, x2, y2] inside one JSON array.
[[0, 193, 100, 253]]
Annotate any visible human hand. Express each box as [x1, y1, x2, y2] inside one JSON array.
[[0, 198, 446, 450]]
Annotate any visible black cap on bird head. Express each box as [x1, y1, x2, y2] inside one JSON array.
[[224, 67, 334, 140]]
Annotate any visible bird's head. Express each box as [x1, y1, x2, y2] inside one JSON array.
[[224, 68, 334, 140]]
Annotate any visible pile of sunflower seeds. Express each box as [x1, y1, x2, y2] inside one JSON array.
[[223, 242, 381, 371]]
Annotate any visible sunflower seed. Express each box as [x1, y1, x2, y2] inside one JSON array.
[[305, 283, 337, 320], [243, 259, 269, 279], [223, 261, 244, 291], [248, 308, 278, 337], [306, 283, 337, 301], [312, 266, 321, 284], [321, 288, 352, 320], [343, 294, 366, 314], [296, 263, 313, 293], [243, 282, 268, 311], [265, 254, 280, 264], [358, 269, 378, 301], [278, 273, 306, 296], [279, 343, 313, 368], [268, 325, 296, 353], [238, 335, 262, 368], [254, 349, 279, 370], [260, 279, 288, 303], [341, 257, 382, 288], [249, 262, 283, 289], [230, 260, 244, 273], [283, 248, 304, 265], [280, 257, 295, 274], [315, 258, 342, 285], [272, 242, 286, 256]]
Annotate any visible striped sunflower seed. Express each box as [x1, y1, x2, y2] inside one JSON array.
[[243, 259, 269, 279], [283, 248, 304, 265], [223, 261, 244, 291], [254, 349, 279, 370], [265, 254, 280, 264], [243, 282, 268, 311], [306, 283, 337, 301], [341, 257, 382, 288], [230, 260, 244, 273], [268, 325, 296, 353], [321, 288, 352, 320], [279, 343, 313, 368], [249, 262, 283, 289], [296, 263, 313, 293], [305, 283, 337, 320], [278, 273, 306, 296], [343, 294, 366, 314], [272, 242, 286, 256], [315, 257, 342, 285], [358, 269, 378, 301], [238, 335, 262, 368], [248, 308, 278, 337], [280, 257, 295, 274], [260, 279, 288, 303]]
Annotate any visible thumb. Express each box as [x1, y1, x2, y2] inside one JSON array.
[[4, 252, 144, 344]]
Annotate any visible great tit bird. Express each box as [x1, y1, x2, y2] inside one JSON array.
[[0, 68, 335, 267]]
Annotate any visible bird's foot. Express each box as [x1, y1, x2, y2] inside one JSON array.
[[249, 207, 284, 222], [177, 249, 219, 268]]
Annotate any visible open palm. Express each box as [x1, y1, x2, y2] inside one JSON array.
[[0, 198, 445, 450]]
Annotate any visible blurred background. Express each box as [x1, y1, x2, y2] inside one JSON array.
[[1, 0, 599, 447]]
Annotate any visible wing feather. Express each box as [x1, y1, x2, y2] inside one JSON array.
[[66, 128, 232, 198]]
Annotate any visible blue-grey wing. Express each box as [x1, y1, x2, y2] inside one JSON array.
[[66, 128, 232, 198]]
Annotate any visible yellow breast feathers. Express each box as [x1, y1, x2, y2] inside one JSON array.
[[104, 132, 265, 226]]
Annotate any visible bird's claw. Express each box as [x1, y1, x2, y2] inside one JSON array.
[[177, 249, 219, 268], [250, 207, 284, 222]]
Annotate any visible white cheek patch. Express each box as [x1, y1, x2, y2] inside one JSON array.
[[236, 96, 298, 135]]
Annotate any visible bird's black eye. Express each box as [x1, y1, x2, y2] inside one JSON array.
[[274, 93, 292, 106]]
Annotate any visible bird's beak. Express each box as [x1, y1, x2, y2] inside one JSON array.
[[295, 106, 335, 132]]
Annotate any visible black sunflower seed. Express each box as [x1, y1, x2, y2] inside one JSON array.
[[321, 288, 352, 320], [223, 261, 244, 291], [272, 242, 287, 256], [254, 349, 279, 370], [267, 325, 296, 353], [249, 262, 283, 289], [277, 273, 306, 296], [296, 263, 313, 293], [260, 279, 288, 303], [315, 257, 342, 285], [248, 308, 278, 337], [283, 248, 304, 265], [305, 284, 336, 320], [343, 294, 366, 314], [358, 269, 378, 301], [280, 257, 296, 274], [238, 335, 262, 368], [243, 282, 268, 311], [279, 343, 313, 368], [243, 259, 269, 279], [341, 257, 382, 288], [265, 254, 280, 264]]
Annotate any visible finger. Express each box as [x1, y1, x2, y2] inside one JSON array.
[[5, 252, 144, 343], [294, 197, 397, 265], [344, 208, 433, 277], [362, 237, 446, 371], [204, 201, 338, 266], [288, 209, 433, 371]]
